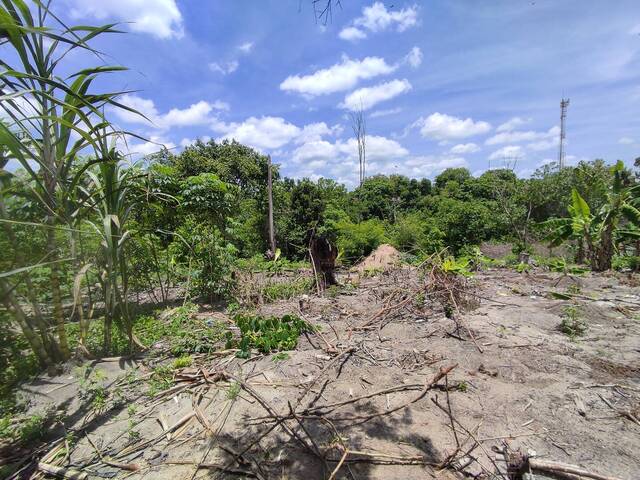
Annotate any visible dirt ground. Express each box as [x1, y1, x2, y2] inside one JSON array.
[[5, 266, 640, 480]]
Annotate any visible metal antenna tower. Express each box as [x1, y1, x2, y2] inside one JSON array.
[[558, 98, 570, 169]]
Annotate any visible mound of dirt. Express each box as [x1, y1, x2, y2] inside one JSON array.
[[355, 243, 401, 271]]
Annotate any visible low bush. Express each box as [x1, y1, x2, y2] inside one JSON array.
[[226, 313, 313, 358]]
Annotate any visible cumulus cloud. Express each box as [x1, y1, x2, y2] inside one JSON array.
[[339, 27, 367, 41], [485, 126, 559, 145], [112, 94, 228, 130], [496, 116, 531, 132], [65, 0, 183, 39], [339, 2, 418, 41], [449, 143, 480, 154], [488, 145, 524, 161], [280, 54, 396, 96], [340, 79, 412, 111], [414, 113, 491, 141], [211, 117, 341, 151]]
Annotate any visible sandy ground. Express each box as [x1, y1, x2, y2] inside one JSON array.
[[5, 267, 640, 480]]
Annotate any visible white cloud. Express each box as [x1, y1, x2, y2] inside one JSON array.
[[370, 107, 402, 118], [527, 138, 558, 151], [209, 60, 239, 75], [496, 117, 531, 132], [295, 122, 342, 144], [66, 0, 183, 39], [404, 46, 423, 68], [355, 2, 418, 33], [486, 126, 559, 146], [449, 143, 480, 154], [629, 24, 640, 35], [340, 79, 412, 111], [238, 42, 254, 53], [619, 136, 635, 145], [339, 27, 367, 41], [489, 145, 524, 161], [112, 94, 227, 130], [280, 54, 396, 96], [210, 117, 339, 152], [121, 135, 176, 158], [414, 113, 491, 141], [292, 135, 408, 164], [212, 116, 301, 150]]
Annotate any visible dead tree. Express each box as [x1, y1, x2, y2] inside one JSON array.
[[350, 103, 366, 187], [309, 236, 338, 291]]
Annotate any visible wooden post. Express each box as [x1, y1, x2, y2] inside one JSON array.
[[267, 155, 276, 254]]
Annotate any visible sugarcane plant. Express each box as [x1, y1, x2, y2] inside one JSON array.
[[0, 0, 143, 363]]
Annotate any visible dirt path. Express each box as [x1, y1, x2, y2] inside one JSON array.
[[7, 268, 640, 479]]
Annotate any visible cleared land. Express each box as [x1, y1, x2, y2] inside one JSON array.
[[4, 265, 639, 480]]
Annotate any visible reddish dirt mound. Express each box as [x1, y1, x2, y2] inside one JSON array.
[[355, 243, 402, 271]]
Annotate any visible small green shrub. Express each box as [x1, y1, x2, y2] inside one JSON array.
[[227, 313, 313, 358], [262, 278, 313, 302], [560, 305, 587, 338], [172, 355, 193, 369], [612, 255, 640, 272]]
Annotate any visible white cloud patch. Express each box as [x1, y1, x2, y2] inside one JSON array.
[[211, 117, 341, 151], [65, 0, 183, 39], [449, 143, 480, 154], [414, 113, 491, 141], [112, 94, 228, 130], [485, 126, 559, 145], [403, 47, 423, 68], [209, 60, 239, 75], [496, 117, 531, 132], [280, 54, 396, 96], [339, 2, 418, 41], [238, 42, 254, 53], [340, 79, 412, 111], [370, 107, 402, 118], [488, 145, 524, 161], [527, 138, 558, 151], [619, 136, 635, 145], [121, 135, 176, 159], [339, 27, 367, 41]]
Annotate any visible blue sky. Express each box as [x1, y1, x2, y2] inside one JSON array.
[[6, 1, 640, 186]]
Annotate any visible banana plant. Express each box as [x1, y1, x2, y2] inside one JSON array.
[[545, 162, 640, 271]]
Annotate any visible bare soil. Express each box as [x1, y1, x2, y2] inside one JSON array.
[[5, 267, 640, 479]]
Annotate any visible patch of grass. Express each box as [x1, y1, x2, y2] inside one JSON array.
[[262, 278, 313, 302], [456, 381, 468, 393], [226, 313, 313, 358], [226, 382, 241, 401], [560, 305, 587, 338], [147, 365, 174, 397], [76, 367, 110, 413], [172, 355, 193, 369], [0, 410, 50, 445], [272, 352, 290, 362], [138, 304, 228, 356]]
